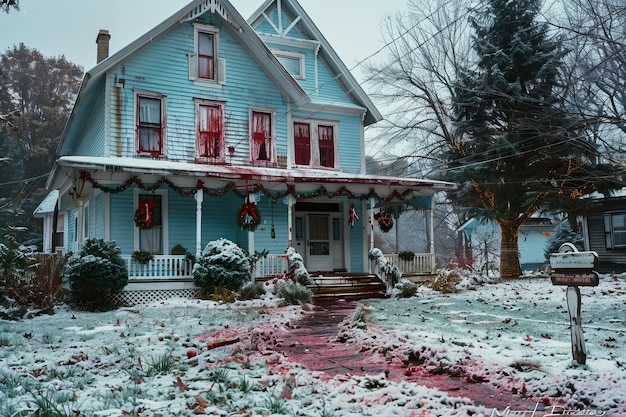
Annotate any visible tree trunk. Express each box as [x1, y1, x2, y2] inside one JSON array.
[[498, 219, 521, 278]]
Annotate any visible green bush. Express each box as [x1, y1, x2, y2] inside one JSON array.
[[392, 279, 418, 298], [193, 239, 251, 292], [285, 247, 310, 285], [276, 280, 312, 305], [63, 238, 128, 309], [239, 282, 266, 300]]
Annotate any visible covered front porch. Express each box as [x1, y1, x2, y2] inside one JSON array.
[[45, 156, 455, 301]]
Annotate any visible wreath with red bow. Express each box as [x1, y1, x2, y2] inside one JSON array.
[[374, 209, 394, 233], [237, 197, 261, 231], [134, 200, 158, 229]]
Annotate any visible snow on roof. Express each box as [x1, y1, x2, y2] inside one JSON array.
[[53, 156, 457, 193], [32, 189, 59, 216]]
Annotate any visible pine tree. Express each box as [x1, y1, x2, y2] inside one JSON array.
[[444, 0, 619, 277]]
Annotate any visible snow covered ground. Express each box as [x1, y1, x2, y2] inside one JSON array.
[[0, 274, 624, 416]]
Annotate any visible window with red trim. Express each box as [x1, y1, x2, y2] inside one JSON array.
[[318, 125, 335, 168], [198, 31, 215, 80], [137, 95, 164, 156], [251, 111, 273, 163], [294, 122, 311, 165], [196, 102, 223, 161]]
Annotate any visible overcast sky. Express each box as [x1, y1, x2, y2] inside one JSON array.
[[0, 0, 407, 84]]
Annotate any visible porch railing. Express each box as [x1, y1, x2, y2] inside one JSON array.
[[123, 255, 194, 281], [254, 254, 288, 279], [383, 253, 436, 275]]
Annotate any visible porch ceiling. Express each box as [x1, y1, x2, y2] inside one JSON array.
[[50, 156, 456, 198]]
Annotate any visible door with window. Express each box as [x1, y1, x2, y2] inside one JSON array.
[[138, 194, 163, 254], [307, 215, 331, 271]]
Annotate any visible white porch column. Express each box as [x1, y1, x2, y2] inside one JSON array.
[[287, 195, 294, 247], [429, 195, 436, 255], [195, 191, 203, 257], [248, 193, 256, 255], [369, 197, 375, 251], [76, 199, 84, 248]]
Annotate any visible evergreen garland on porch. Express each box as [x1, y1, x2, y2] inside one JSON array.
[[78, 169, 423, 204]]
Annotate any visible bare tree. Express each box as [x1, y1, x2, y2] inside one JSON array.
[[558, 0, 626, 165], [364, 0, 474, 178], [0, 0, 18, 13]]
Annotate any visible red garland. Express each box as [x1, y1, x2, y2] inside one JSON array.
[[134, 200, 157, 229]]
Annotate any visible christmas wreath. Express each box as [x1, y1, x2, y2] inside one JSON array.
[[132, 250, 154, 264], [237, 197, 261, 231], [134, 200, 158, 229], [374, 209, 394, 233]]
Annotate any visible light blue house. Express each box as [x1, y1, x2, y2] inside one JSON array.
[[458, 215, 555, 272], [38, 0, 455, 302]]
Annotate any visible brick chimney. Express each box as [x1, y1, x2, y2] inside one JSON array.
[[96, 29, 111, 64]]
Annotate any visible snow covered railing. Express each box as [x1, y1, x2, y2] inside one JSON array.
[[254, 254, 288, 279], [123, 255, 194, 281], [384, 253, 435, 274]]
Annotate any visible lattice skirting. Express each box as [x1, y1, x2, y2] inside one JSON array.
[[107, 288, 202, 306]]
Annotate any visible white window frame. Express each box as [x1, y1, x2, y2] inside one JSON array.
[[272, 49, 305, 79], [189, 23, 225, 85], [135, 90, 166, 157], [249, 108, 276, 166], [195, 99, 225, 163], [604, 212, 626, 249], [292, 118, 339, 169]]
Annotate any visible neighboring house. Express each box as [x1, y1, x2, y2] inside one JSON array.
[[581, 189, 626, 273], [35, 0, 455, 302], [458, 215, 555, 272]]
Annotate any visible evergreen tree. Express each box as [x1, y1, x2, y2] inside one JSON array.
[[444, 0, 619, 277]]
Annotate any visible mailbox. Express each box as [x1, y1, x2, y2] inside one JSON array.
[[549, 250, 599, 287]]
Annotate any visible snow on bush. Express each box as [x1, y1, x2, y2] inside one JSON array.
[[369, 248, 401, 289], [390, 278, 418, 298], [63, 238, 127, 309], [284, 247, 310, 285], [193, 238, 251, 292]]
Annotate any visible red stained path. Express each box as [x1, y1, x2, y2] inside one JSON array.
[[273, 300, 542, 411]]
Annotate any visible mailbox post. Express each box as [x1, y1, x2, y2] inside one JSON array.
[[549, 243, 599, 365]]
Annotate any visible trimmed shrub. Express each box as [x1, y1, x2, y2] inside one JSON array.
[[239, 282, 266, 300], [193, 238, 251, 292], [63, 238, 128, 309], [284, 247, 310, 285], [391, 279, 418, 298], [276, 280, 312, 305]]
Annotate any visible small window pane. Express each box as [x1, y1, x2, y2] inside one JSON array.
[[198, 32, 215, 79], [277, 55, 301, 77], [294, 122, 310, 165], [318, 125, 334, 168]]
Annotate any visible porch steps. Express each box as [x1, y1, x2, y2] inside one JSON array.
[[307, 274, 386, 301]]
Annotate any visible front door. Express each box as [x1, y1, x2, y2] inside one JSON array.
[[307, 215, 331, 271]]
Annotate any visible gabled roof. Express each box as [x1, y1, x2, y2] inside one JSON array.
[[57, 0, 309, 156], [248, 0, 383, 126]]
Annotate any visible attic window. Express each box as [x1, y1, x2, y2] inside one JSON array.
[[273, 50, 305, 79], [189, 23, 225, 84]]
